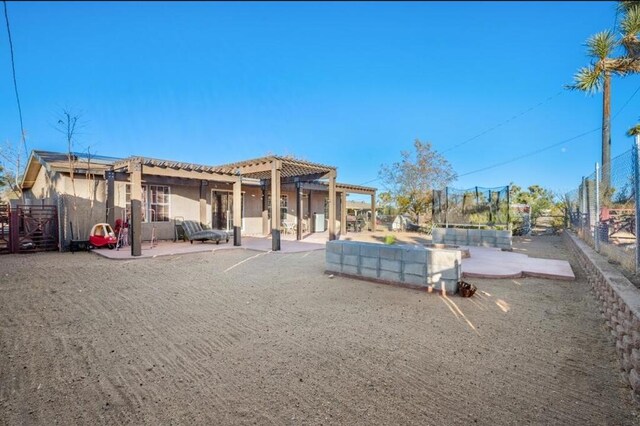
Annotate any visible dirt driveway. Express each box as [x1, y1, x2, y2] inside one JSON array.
[[0, 235, 638, 425]]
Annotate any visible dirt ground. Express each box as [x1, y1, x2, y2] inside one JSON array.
[[1, 234, 638, 425]]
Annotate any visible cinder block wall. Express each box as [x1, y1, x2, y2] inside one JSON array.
[[432, 228, 512, 250], [563, 230, 640, 402], [326, 240, 461, 294]]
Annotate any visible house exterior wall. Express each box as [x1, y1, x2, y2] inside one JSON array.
[[23, 159, 350, 246]]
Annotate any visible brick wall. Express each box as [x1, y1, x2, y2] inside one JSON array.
[[563, 230, 640, 401]]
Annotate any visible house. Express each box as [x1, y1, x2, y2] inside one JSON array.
[[20, 150, 377, 255]]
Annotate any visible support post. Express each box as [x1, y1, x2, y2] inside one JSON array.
[[328, 171, 336, 240], [371, 192, 376, 232], [233, 177, 242, 246], [130, 160, 143, 257], [296, 182, 302, 241], [261, 183, 269, 236], [445, 187, 449, 228], [106, 170, 115, 226], [271, 161, 281, 251], [635, 136, 640, 273], [595, 162, 600, 253], [308, 190, 312, 231], [199, 180, 207, 225], [340, 191, 347, 236]]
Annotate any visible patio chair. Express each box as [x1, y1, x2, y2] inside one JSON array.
[[180, 220, 230, 244]]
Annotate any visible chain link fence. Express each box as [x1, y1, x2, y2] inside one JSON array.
[[568, 141, 638, 275], [432, 186, 510, 228]]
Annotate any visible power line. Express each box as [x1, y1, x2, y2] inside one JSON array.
[[3, 0, 27, 158], [456, 83, 640, 178], [440, 90, 565, 154], [362, 83, 640, 185], [456, 127, 600, 178]]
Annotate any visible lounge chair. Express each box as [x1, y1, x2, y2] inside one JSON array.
[[180, 220, 230, 244]]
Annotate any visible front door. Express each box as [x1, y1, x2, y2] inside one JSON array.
[[212, 191, 233, 231]]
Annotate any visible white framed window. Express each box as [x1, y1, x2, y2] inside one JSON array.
[[267, 194, 289, 219], [149, 185, 171, 222], [125, 184, 147, 222], [125, 184, 171, 223]]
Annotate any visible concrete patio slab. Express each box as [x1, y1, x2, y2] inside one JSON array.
[[461, 246, 575, 281], [90, 236, 325, 260]]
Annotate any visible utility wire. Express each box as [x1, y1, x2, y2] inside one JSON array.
[[456, 128, 601, 178], [3, 0, 27, 158], [440, 90, 565, 154], [457, 83, 640, 178]]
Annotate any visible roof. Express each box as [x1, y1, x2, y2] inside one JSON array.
[[22, 150, 122, 189], [112, 156, 234, 175], [215, 155, 335, 180], [21, 150, 376, 193], [346, 201, 372, 210]]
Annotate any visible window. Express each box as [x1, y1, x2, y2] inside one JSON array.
[[267, 195, 288, 220], [125, 184, 147, 222], [149, 185, 170, 222], [125, 184, 170, 223], [324, 197, 329, 218]]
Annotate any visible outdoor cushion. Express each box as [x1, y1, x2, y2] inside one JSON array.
[[181, 220, 229, 244]]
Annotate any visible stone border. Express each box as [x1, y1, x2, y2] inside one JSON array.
[[563, 230, 640, 401]]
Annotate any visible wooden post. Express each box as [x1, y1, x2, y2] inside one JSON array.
[[199, 180, 207, 225], [371, 192, 377, 232], [261, 182, 269, 236], [296, 182, 303, 241], [340, 191, 347, 236], [233, 177, 242, 246], [308, 189, 312, 231], [328, 171, 336, 240], [106, 169, 115, 226], [130, 160, 142, 257], [271, 160, 281, 251]]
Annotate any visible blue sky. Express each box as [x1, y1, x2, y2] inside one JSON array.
[[1, 1, 639, 201]]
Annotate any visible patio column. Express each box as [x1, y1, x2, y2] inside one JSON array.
[[340, 191, 347, 236], [130, 160, 142, 257], [296, 182, 302, 241], [199, 180, 207, 225], [261, 183, 269, 235], [233, 177, 242, 246], [271, 160, 282, 251], [371, 192, 377, 232], [328, 171, 336, 240], [105, 169, 115, 226]]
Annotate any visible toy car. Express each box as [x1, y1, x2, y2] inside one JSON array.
[[89, 223, 117, 249]]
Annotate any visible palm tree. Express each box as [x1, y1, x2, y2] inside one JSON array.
[[569, 1, 640, 192]]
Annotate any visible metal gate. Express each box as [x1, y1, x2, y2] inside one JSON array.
[[0, 204, 8, 254], [5, 205, 59, 254]]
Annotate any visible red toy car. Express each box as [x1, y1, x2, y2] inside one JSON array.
[[89, 223, 117, 249]]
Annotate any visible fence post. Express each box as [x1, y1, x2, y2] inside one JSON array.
[[635, 135, 640, 273], [595, 162, 600, 253], [444, 187, 448, 228]]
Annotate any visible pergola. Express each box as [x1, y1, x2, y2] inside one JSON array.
[[217, 156, 338, 251], [109, 157, 240, 256]]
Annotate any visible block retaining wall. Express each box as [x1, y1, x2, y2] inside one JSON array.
[[432, 228, 512, 250], [563, 230, 640, 401], [325, 240, 462, 294]]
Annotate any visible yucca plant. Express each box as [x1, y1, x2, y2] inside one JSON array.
[[569, 1, 640, 192]]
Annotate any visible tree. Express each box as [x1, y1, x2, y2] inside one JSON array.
[[569, 1, 640, 191], [511, 185, 556, 226], [378, 139, 456, 225]]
